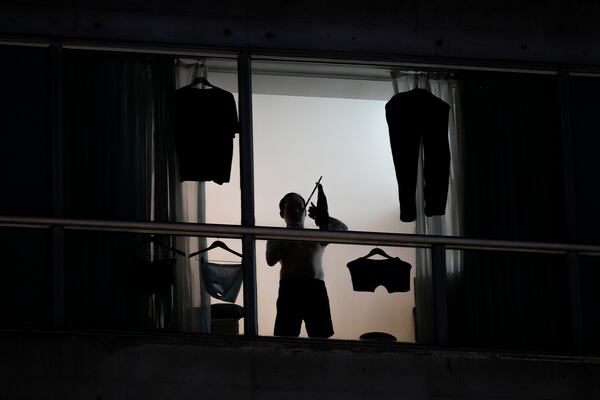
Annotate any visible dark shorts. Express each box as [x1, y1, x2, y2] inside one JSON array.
[[274, 278, 334, 338]]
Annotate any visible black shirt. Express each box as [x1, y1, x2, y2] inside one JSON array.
[[175, 86, 239, 184], [346, 257, 412, 293]]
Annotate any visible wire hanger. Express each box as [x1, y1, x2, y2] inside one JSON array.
[[132, 235, 186, 257], [185, 76, 215, 89], [189, 240, 243, 259], [362, 247, 393, 259]]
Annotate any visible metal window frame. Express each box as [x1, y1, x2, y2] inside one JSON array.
[[4, 216, 600, 254], [4, 38, 598, 351], [50, 43, 65, 330]]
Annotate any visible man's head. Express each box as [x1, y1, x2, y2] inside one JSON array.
[[279, 192, 306, 227]]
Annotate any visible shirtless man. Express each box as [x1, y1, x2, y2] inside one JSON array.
[[266, 185, 347, 338]]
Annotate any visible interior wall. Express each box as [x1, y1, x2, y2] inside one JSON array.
[[201, 69, 418, 341], [250, 74, 416, 341]]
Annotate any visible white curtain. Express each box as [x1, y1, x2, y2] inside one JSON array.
[[145, 57, 195, 332], [391, 71, 463, 343], [174, 58, 211, 333]]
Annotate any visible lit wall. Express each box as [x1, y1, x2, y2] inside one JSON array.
[[203, 69, 418, 340]]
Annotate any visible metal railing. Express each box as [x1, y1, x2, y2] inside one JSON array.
[[2, 215, 599, 254], [1, 214, 596, 351]]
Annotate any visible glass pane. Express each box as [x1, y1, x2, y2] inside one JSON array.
[[257, 240, 417, 342], [448, 249, 570, 352], [252, 60, 412, 234], [570, 76, 600, 244], [0, 45, 51, 217], [460, 71, 565, 242], [580, 255, 600, 354], [0, 227, 52, 329], [189, 236, 245, 336], [65, 230, 244, 334], [178, 58, 241, 226], [251, 60, 462, 345], [63, 50, 240, 224], [566, 77, 600, 355]]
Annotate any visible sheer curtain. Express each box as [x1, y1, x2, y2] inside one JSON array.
[[151, 58, 195, 331], [174, 58, 211, 333], [391, 71, 463, 344]]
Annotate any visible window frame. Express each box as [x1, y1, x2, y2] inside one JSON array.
[[0, 39, 596, 354]]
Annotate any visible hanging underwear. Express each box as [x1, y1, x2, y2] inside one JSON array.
[[201, 261, 243, 303], [346, 257, 412, 293]]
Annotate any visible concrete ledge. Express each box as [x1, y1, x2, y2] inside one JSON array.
[[1, 330, 600, 399], [1, 2, 600, 67]]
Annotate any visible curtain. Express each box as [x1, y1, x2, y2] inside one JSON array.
[[0, 45, 53, 329], [175, 58, 211, 333], [459, 72, 569, 351], [569, 77, 600, 353], [63, 51, 194, 331], [152, 58, 194, 331], [391, 71, 463, 344]]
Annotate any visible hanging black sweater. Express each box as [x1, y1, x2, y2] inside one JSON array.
[[175, 86, 239, 184]]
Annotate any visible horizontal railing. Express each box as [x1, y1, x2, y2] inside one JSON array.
[[0, 214, 593, 351], [1, 215, 599, 255]]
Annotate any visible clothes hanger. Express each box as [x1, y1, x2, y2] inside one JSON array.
[[185, 76, 215, 89], [362, 247, 394, 259], [132, 235, 186, 257], [189, 240, 243, 259]]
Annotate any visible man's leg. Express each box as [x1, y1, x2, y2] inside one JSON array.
[[274, 280, 302, 336], [304, 279, 334, 338]]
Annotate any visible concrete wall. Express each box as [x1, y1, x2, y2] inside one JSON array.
[[2, 331, 600, 400], [1, 1, 600, 66]]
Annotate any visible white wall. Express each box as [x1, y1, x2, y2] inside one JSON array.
[[204, 71, 418, 342]]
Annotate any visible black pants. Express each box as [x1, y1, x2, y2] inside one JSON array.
[[386, 88, 451, 222], [274, 278, 334, 338]]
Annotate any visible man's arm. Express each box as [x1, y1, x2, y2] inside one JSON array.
[[323, 216, 348, 231], [307, 183, 348, 231], [308, 204, 348, 230], [266, 240, 287, 266]]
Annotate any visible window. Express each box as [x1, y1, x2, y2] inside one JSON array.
[[0, 44, 52, 329], [0, 42, 597, 354], [251, 60, 419, 339]]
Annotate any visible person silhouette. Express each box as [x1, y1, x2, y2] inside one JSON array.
[[266, 184, 347, 338]]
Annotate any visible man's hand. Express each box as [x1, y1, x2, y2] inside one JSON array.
[[307, 202, 319, 220], [308, 184, 329, 228]]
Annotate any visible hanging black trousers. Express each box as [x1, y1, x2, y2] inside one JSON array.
[[385, 88, 451, 223]]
